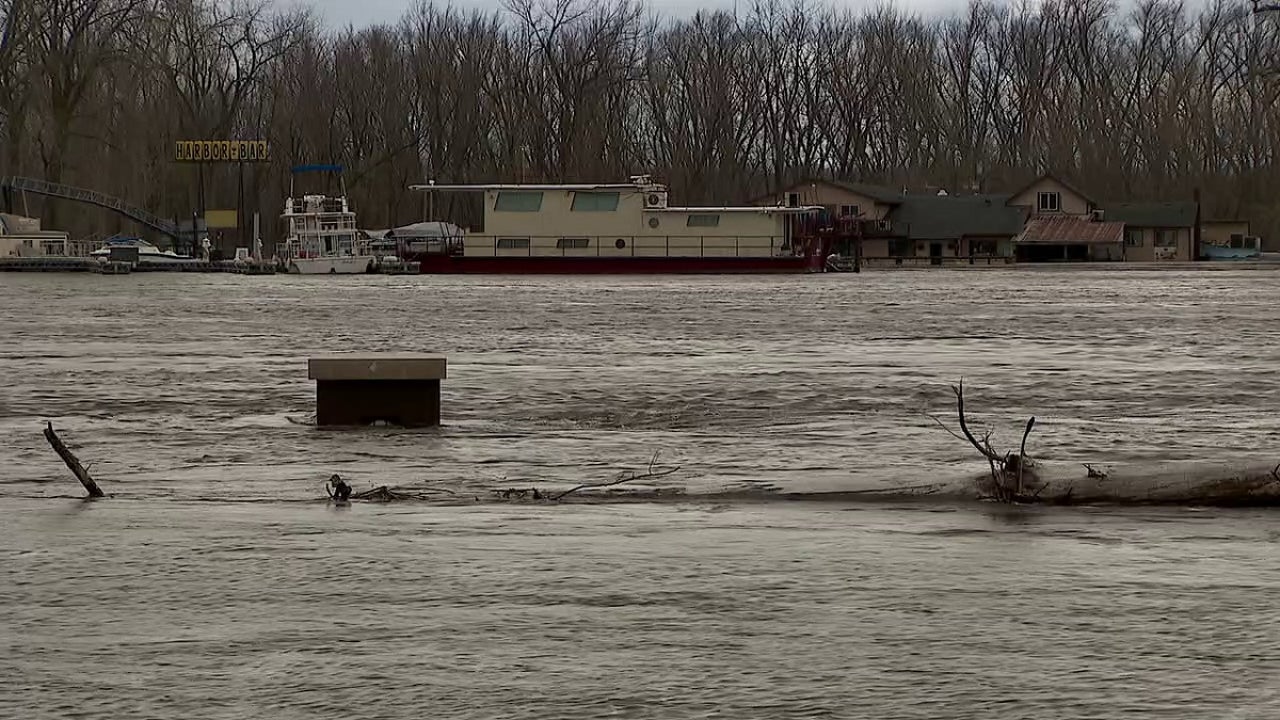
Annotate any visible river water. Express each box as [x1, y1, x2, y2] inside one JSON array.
[[4, 269, 1280, 718]]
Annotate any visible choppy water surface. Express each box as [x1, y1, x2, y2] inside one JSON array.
[[4, 269, 1280, 718]]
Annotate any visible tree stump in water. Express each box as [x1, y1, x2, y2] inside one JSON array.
[[42, 422, 105, 498]]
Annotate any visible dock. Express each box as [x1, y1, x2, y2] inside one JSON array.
[[0, 257, 281, 274]]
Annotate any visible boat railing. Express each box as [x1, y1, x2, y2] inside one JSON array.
[[285, 227, 363, 238], [459, 235, 803, 258], [283, 198, 350, 215]]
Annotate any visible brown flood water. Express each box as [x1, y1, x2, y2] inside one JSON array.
[[3, 269, 1280, 718]]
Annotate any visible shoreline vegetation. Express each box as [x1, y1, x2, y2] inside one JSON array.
[[3, 0, 1278, 245]]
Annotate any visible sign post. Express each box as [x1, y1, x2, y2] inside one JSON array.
[[174, 140, 271, 256]]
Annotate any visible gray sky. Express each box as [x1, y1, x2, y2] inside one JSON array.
[[306, 0, 972, 28]]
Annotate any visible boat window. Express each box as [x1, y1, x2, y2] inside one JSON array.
[[556, 238, 590, 249], [494, 192, 543, 212], [571, 192, 620, 212], [1155, 230, 1178, 247], [496, 237, 531, 249], [686, 214, 720, 227], [1124, 229, 1143, 247]]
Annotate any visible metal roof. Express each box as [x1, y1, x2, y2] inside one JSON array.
[[1018, 216, 1126, 245], [1103, 201, 1198, 228], [822, 180, 908, 204], [888, 193, 1025, 239]]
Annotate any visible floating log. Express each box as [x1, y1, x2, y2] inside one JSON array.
[[42, 422, 105, 498]]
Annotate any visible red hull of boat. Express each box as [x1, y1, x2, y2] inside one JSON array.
[[412, 255, 817, 275]]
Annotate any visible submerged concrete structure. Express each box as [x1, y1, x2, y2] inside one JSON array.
[[308, 354, 447, 427]]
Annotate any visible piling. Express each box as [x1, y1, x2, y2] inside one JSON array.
[[308, 354, 447, 428]]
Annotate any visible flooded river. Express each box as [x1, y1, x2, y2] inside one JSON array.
[[4, 269, 1280, 717]]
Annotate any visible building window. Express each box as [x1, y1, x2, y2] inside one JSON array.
[[785, 192, 801, 208], [1125, 229, 1143, 247], [970, 239, 997, 256], [686, 214, 720, 227], [556, 237, 590, 249], [570, 192, 619, 212], [1155, 230, 1178, 248], [496, 237, 530, 249], [1037, 191, 1061, 213], [889, 239, 915, 257], [494, 191, 543, 212], [839, 204, 859, 218]]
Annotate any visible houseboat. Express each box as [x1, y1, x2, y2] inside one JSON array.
[[277, 164, 377, 274], [404, 176, 828, 274]]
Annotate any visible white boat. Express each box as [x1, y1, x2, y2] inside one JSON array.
[[277, 164, 377, 274], [90, 236, 201, 266]]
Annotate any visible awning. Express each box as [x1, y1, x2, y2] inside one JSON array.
[[1018, 216, 1125, 245]]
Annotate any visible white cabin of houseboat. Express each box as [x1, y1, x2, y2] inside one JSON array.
[[408, 176, 820, 258]]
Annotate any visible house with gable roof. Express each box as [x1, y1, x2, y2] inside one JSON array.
[[1006, 173, 1127, 262], [754, 173, 1211, 267], [754, 179, 1023, 264], [751, 178, 904, 220]]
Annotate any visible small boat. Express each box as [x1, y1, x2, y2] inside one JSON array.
[[89, 236, 201, 266], [277, 164, 377, 274], [1201, 234, 1262, 260]]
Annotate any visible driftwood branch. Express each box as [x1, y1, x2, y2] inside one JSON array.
[[353, 485, 459, 501], [1084, 463, 1110, 480], [938, 381, 1042, 504], [952, 380, 1002, 462], [1017, 416, 1036, 494], [42, 422, 105, 498], [323, 453, 680, 504], [550, 452, 680, 501]]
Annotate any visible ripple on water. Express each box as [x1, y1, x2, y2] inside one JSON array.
[[5, 271, 1280, 718]]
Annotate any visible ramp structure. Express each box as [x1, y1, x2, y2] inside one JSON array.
[[0, 176, 180, 240]]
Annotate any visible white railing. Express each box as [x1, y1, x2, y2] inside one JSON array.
[[461, 235, 797, 258]]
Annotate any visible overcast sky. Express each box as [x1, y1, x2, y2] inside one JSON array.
[[304, 0, 974, 28]]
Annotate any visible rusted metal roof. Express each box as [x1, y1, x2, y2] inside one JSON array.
[[1018, 216, 1125, 245]]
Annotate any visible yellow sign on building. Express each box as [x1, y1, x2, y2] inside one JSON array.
[[175, 140, 270, 163]]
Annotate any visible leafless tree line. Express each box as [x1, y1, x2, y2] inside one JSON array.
[[1, 0, 1278, 242]]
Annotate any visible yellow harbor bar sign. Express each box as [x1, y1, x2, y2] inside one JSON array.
[[175, 140, 270, 162]]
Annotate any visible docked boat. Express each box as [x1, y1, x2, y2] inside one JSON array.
[[404, 175, 827, 274], [1200, 234, 1262, 260], [90, 236, 201, 266], [277, 164, 377, 274]]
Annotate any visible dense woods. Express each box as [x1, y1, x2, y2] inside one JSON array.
[[1, 0, 1278, 244]]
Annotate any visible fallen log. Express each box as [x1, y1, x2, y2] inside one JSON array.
[[42, 422, 105, 498]]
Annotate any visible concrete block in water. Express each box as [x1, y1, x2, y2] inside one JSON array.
[[308, 354, 447, 427]]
